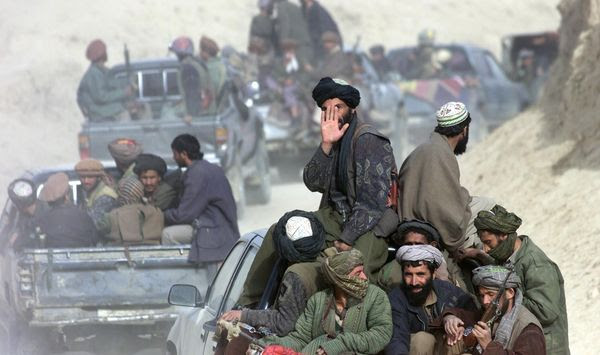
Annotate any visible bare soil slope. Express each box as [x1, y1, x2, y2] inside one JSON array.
[[462, 0, 600, 352]]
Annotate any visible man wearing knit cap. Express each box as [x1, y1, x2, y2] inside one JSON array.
[[77, 39, 135, 122], [33, 173, 99, 248], [221, 210, 327, 336], [107, 138, 142, 182], [385, 245, 476, 355], [97, 177, 163, 245], [199, 35, 227, 113], [398, 102, 495, 272], [261, 249, 393, 355], [134, 153, 176, 210], [238, 77, 397, 306], [471, 205, 569, 354], [75, 159, 118, 229], [442, 265, 545, 354]]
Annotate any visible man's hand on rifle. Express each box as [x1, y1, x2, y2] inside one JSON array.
[[320, 104, 349, 155], [443, 315, 464, 345], [220, 310, 242, 322], [472, 321, 492, 350]]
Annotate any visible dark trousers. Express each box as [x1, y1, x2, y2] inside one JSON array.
[[238, 207, 389, 306]]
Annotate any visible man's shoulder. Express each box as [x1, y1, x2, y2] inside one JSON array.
[[432, 279, 466, 298], [515, 236, 554, 266]]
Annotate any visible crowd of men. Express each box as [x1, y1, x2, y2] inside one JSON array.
[[213, 78, 569, 355], [7, 134, 240, 274]]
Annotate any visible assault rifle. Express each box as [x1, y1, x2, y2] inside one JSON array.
[[463, 268, 514, 348]]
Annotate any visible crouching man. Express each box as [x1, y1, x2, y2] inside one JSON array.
[[443, 265, 545, 354], [385, 244, 476, 355], [261, 249, 392, 354]]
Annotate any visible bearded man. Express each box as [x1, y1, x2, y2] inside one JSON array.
[[386, 244, 476, 355], [238, 77, 397, 307], [133, 153, 176, 211], [261, 249, 392, 354], [398, 102, 495, 269], [75, 158, 118, 229], [466, 205, 569, 355], [443, 265, 546, 355]]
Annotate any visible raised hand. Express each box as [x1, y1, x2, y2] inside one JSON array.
[[320, 105, 349, 155]]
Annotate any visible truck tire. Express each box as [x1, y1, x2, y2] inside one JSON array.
[[246, 139, 271, 205]]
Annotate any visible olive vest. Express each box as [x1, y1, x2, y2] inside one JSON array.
[[87, 181, 118, 209]]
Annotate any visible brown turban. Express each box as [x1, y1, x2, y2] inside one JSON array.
[[86, 39, 107, 62], [200, 36, 219, 57], [40, 173, 70, 202], [108, 138, 143, 166], [75, 159, 105, 177]]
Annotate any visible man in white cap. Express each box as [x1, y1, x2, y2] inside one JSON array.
[[386, 244, 476, 355], [398, 102, 495, 270]]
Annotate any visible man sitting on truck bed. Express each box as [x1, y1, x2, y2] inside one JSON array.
[[162, 134, 240, 268], [133, 153, 177, 210], [75, 159, 118, 231], [34, 172, 99, 248], [76, 39, 135, 122], [6, 178, 48, 249]]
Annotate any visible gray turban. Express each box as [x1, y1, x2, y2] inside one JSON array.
[[396, 244, 444, 268], [472, 265, 521, 289]]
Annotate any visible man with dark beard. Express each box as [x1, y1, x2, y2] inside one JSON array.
[[386, 244, 476, 355], [238, 77, 397, 307], [398, 102, 495, 268], [161, 134, 239, 269]]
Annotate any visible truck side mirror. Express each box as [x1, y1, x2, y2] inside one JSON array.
[[168, 284, 203, 307]]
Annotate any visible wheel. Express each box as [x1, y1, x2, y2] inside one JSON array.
[[245, 139, 271, 205]]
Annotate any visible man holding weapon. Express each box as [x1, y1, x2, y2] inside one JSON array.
[[443, 265, 546, 354]]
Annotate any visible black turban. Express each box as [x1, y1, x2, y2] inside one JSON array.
[[311, 77, 360, 109], [134, 154, 167, 177], [272, 210, 325, 264]]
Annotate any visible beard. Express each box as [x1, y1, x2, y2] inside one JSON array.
[[454, 128, 469, 155], [402, 276, 434, 306], [339, 110, 354, 129]]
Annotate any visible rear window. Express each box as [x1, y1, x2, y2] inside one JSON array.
[[141, 71, 164, 98], [166, 70, 179, 96]]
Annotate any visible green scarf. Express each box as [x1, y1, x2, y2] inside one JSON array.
[[322, 249, 368, 300], [488, 233, 518, 263]]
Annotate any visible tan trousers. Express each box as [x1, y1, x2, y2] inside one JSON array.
[[161, 224, 193, 244]]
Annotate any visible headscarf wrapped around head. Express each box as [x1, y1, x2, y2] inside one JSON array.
[[272, 210, 325, 263], [133, 154, 167, 177], [321, 249, 368, 299], [474, 205, 522, 235], [86, 39, 107, 62], [117, 177, 144, 206], [396, 244, 444, 269], [312, 77, 360, 109], [108, 138, 143, 166], [472, 265, 521, 290]]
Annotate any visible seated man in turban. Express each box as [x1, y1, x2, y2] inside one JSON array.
[[397, 101, 496, 289], [6, 178, 48, 249], [75, 159, 118, 230], [238, 77, 397, 307], [261, 249, 392, 354], [221, 210, 327, 336], [77, 39, 135, 122], [134, 153, 177, 211], [108, 138, 143, 183], [466, 205, 569, 355], [443, 265, 545, 354], [34, 173, 99, 248], [97, 177, 164, 245], [385, 244, 476, 355]]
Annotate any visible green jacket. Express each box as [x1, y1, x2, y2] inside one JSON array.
[[77, 63, 129, 121], [148, 182, 177, 211], [264, 284, 392, 355], [204, 57, 227, 111], [510, 236, 570, 355]]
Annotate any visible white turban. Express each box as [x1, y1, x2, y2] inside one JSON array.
[[396, 244, 444, 268]]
